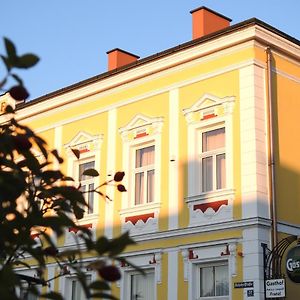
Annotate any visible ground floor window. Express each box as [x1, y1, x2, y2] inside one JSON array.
[[66, 275, 91, 300], [195, 262, 229, 299], [128, 269, 155, 300]]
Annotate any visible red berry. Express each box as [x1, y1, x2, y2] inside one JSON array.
[[117, 184, 127, 192], [9, 85, 29, 101], [98, 265, 121, 282]]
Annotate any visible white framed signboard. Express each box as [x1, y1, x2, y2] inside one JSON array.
[[265, 279, 285, 298]]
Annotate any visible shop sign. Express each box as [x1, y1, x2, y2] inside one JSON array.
[[286, 244, 300, 283], [234, 281, 254, 288], [265, 279, 285, 298]]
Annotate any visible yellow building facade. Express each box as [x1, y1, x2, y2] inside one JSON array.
[[2, 6, 300, 300]]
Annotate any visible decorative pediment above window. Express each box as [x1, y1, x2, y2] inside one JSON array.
[[119, 114, 163, 142], [183, 93, 235, 124], [64, 131, 103, 156]]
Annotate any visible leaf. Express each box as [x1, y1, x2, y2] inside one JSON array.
[[114, 171, 125, 182], [89, 280, 110, 290], [51, 149, 64, 163], [10, 73, 23, 86], [71, 148, 80, 159], [40, 291, 64, 300], [0, 55, 10, 71], [15, 53, 40, 69], [82, 168, 99, 177], [4, 37, 17, 60], [0, 76, 7, 89], [90, 292, 118, 300]]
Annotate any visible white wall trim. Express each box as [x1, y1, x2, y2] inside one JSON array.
[[168, 250, 178, 300], [168, 89, 179, 230], [277, 221, 300, 236], [20, 58, 262, 133], [104, 108, 117, 239]]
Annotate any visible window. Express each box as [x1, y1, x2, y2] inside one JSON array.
[[200, 127, 225, 192], [66, 275, 91, 300], [195, 262, 229, 299], [134, 145, 155, 205], [20, 288, 38, 300], [128, 269, 155, 300], [78, 160, 95, 215]]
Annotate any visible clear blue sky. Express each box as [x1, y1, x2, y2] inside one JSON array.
[[1, 0, 299, 100]]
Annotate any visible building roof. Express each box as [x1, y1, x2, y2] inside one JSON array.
[[16, 17, 300, 110]]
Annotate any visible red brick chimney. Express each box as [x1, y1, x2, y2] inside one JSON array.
[[190, 6, 232, 40], [106, 48, 139, 71]]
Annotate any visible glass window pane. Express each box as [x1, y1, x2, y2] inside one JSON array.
[[71, 275, 91, 300], [131, 271, 154, 300], [202, 156, 213, 192], [216, 153, 226, 189], [200, 266, 214, 297], [147, 170, 155, 203], [135, 172, 144, 205], [202, 128, 225, 152], [136, 146, 155, 168], [215, 265, 229, 296], [79, 161, 95, 181], [88, 183, 94, 214]]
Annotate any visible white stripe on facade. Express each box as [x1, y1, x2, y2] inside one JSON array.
[[239, 64, 269, 220], [168, 89, 179, 230], [240, 64, 270, 300], [104, 108, 117, 239], [168, 250, 178, 300]]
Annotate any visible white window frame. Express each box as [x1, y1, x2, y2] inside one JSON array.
[[119, 114, 163, 220], [64, 131, 103, 224], [183, 94, 235, 199], [132, 143, 156, 206], [62, 272, 95, 300], [124, 268, 156, 300], [193, 260, 230, 300], [198, 125, 226, 193], [75, 158, 96, 216]]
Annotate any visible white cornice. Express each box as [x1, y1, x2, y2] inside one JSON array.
[[13, 23, 300, 123], [131, 217, 271, 242], [25, 59, 262, 133]]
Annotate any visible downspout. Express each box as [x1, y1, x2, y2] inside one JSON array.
[[265, 47, 278, 249]]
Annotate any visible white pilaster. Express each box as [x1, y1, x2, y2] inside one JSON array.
[[169, 89, 179, 230], [168, 250, 178, 300], [239, 64, 269, 219], [105, 108, 117, 239], [242, 226, 269, 300]]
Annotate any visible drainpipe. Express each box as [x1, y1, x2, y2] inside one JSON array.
[[265, 47, 277, 249]]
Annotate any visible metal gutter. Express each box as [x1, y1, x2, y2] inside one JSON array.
[[266, 46, 278, 249]]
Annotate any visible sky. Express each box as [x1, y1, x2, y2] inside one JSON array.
[[1, 0, 300, 100]]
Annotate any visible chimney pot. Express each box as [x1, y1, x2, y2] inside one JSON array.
[[106, 48, 139, 71], [190, 6, 232, 40]]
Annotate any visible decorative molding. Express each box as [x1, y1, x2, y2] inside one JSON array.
[[119, 113, 163, 142], [125, 212, 155, 225], [193, 199, 228, 213], [122, 211, 159, 236], [64, 130, 103, 155]]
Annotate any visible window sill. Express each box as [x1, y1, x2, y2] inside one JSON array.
[[76, 213, 99, 225], [185, 188, 235, 204], [119, 202, 162, 217]]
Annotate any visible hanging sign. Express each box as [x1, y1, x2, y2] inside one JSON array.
[[286, 244, 300, 283], [265, 279, 285, 298]]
